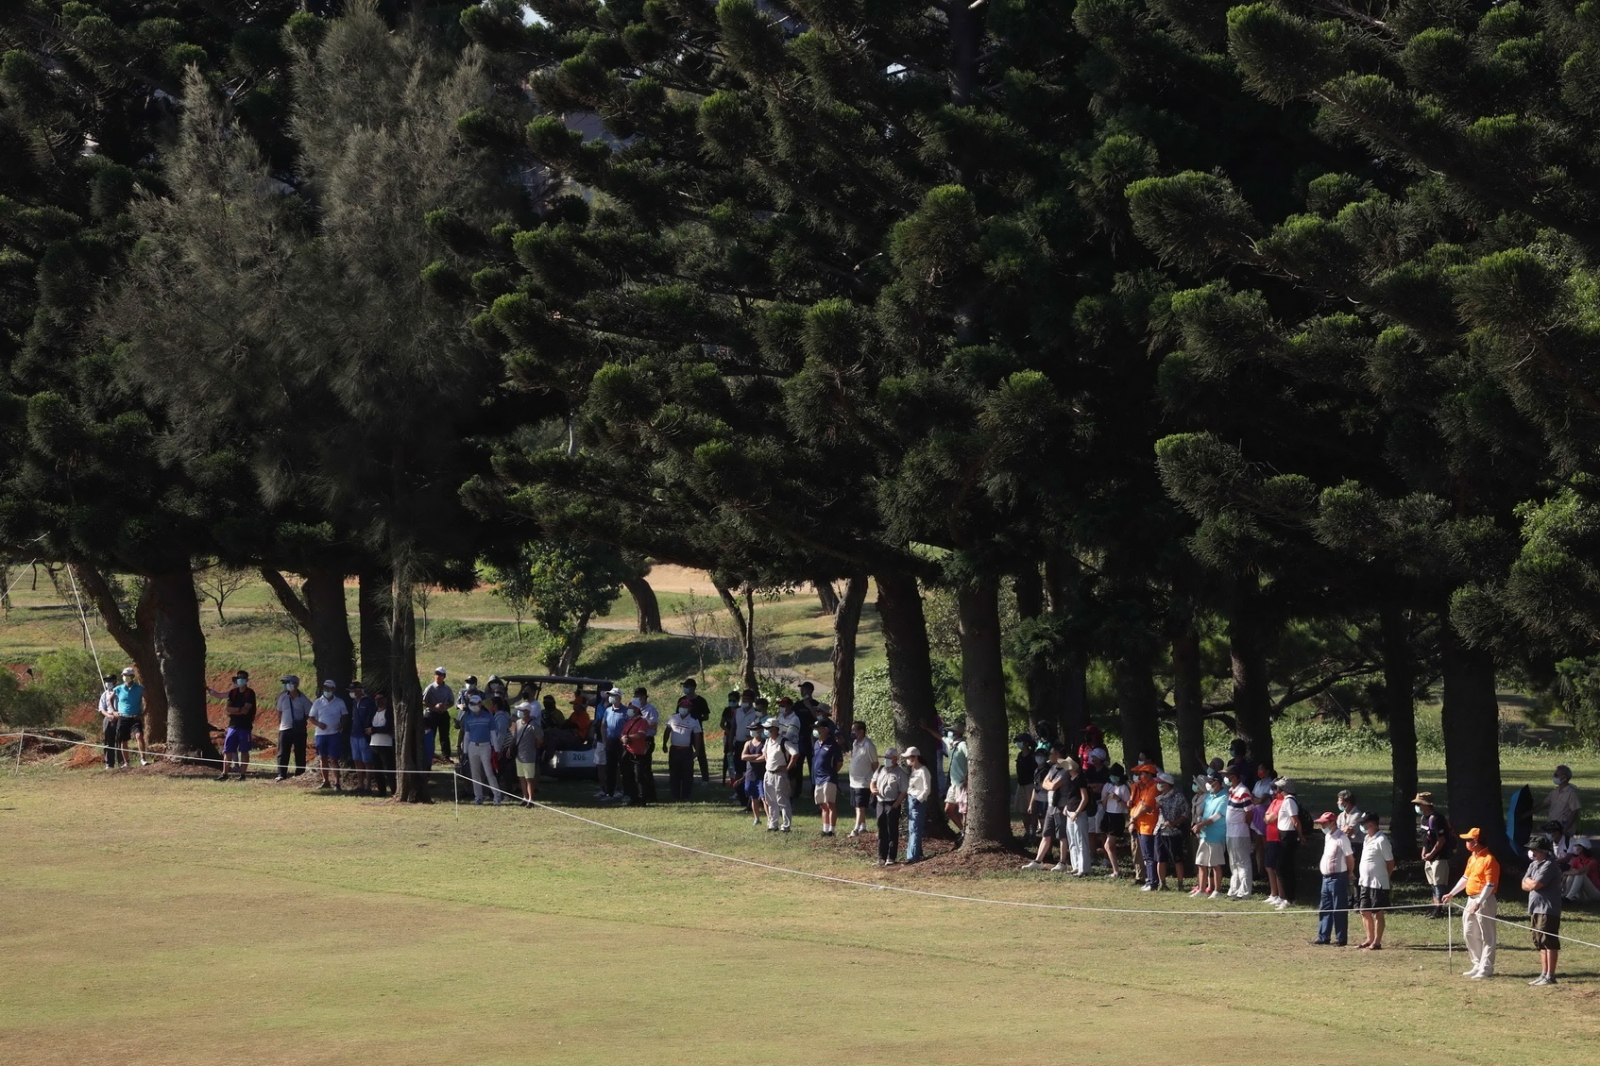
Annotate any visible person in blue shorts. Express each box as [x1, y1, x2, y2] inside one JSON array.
[[348, 681, 377, 795], [740, 722, 767, 826], [206, 670, 257, 781], [308, 680, 348, 792]]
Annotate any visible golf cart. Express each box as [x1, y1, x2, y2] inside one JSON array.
[[500, 674, 614, 780]]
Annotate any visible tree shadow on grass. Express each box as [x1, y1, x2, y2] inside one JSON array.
[[580, 634, 706, 686]]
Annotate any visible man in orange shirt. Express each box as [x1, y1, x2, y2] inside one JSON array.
[[1442, 827, 1501, 979], [1128, 764, 1161, 890]]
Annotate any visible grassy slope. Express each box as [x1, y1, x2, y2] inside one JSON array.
[[3, 752, 1600, 1066]]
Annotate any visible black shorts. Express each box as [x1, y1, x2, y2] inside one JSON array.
[[1156, 834, 1184, 864], [1101, 812, 1127, 836], [117, 716, 143, 741], [1532, 911, 1562, 950], [850, 787, 872, 810], [1043, 808, 1070, 838], [1358, 886, 1391, 911]]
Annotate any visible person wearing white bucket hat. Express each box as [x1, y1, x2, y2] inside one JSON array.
[[871, 749, 907, 866]]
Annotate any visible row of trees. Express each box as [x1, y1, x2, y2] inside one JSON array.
[[4, 0, 1596, 858]]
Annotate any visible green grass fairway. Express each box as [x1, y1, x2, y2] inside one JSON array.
[[4, 757, 1600, 1066]]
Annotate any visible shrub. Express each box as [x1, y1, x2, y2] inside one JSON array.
[[0, 670, 61, 729]]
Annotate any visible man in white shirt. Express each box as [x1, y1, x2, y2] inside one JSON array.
[[847, 720, 879, 837], [761, 718, 799, 832], [663, 702, 703, 800], [308, 680, 348, 792], [1312, 811, 1355, 946], [1356, 811, 1395, 950], [729, 691, 763, 782], [1223, 769, 1255, 899], [273, 675, 312, 781]]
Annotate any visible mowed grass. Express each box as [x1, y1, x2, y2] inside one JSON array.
[[4, 752, 1600, 1066]]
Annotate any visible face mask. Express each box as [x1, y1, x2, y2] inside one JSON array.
[[1528, 850, 1540, 862], [517, 710, 527, 719], [1192, 783, 1202, 794], [682, 688, 690, 696], [812, 729, 821, 739], [1109, 776, 1121, 784], [1413, 805, 1423, 815], [235, 679, 247, 688], [1337, 802, 1347, 811], [284, 683, 295, 692], [1553, 777, 1564, 786], [625, 707, 637, 718], [1034, 755, 1047, 766]]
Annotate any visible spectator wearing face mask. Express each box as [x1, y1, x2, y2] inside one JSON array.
[[97, 675, 123, 770], [1015, 736, 1042, 845], [811, 719, 844, 835], [595, 689, 628, 802], [1065, 756, 1096, 876], [729, 690, 762, 788], [1356, 811, 1394, 950], [1311, 811, 1354, 946], [1563, 839, 1600, 902], [1413, 792, 1454, 919], [1523, 834, 1563, 986], [422, 668, 453, 767], [663, 699, 704, 800], [871, 749, 907, 866], [206, 670, 257, 782], [308, 680, 348, 792], [1128, 765, 1161, 890], [459, 694, 500, 806], [678, 679, 712, 781], [720, 690, 742, 783], [513, 701, 543, 807], [762, 717, 799, 832], [741, 722, 768, 826], [1154, 772, 1190, 892], [347, 681, 376, 795], [1535, 765, 1581, 836], [1336, 790, 1366, 853], [1192, 773, 1228, 899], [776, 698, 804, 799], [847, 720, 879, 837], [1222, 769, 1255, 899], [1264, 777, 1302, 909], [1022, 746, 1072, 872], [1100, 763, 1130, 878], [631, 687, 660, 803], [620, 701, 654, 807], [1443, 827, 1500, 978]]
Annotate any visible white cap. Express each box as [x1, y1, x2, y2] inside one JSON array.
[[434, 666, 447, 676], [121, 666, 136, 675], [468, 693, 482, 704], [902, 746, 921, 758], [883, 748, 900, 759]]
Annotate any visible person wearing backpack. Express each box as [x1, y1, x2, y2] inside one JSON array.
[[1413, 792, 1454, 919], [513, 701, 543, 807], [1267, 778, 1302, 910]]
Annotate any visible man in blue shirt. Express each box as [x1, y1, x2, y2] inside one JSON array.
[[112, 666, 148, 768], [594, 688, 629, 802], [811, 719, 845, 835], [459, 694, 500, 805]]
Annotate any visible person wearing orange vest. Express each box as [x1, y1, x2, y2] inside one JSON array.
[[1442, 827, 1501, 979], [1128, 764, 1161, 890]]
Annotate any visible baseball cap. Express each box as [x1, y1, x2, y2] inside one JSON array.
[[281, 674, 299, 685], [1543, 819, 1565, 832], [1273, 777, 1296, 793], [121, 666, 136, 676], [902, 746, 921, 758], [350, 680, 365, 690], [322, 679, 336, 689], [1314, 811, 1337, 826], [883, 747, 900, 759], [1360, 810, 1380, 825], [1459, 827, 1482, 842], [434, 667, 447, 676], [1155, 771, 1175, 785], [468, 693, 483, 705]]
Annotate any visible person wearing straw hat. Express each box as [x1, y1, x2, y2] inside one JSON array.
[[1413, 792, 1454, 919], [1522, 833, 1563, 985], [1355, 811, 1394, 950], [1311, 811, 1354, 946], [1442, 827, 1500, 978], [870, 748, 907, 866]]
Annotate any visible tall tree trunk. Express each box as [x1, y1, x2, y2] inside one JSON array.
[[1382, 603, 1420, 861], [70, 562, 167, 736], [390, 568, 428, 803], [1114, 653, 1163, 769], [874, 569, 948, 835], [150, 568, 216, 760], [815, 579, 840, 616], [1044, 554, 1087, 743], [1228, 588, 1274, 771], [830, 573, 868, 734], [556, 611, 592, 675], [262, 567, 355, 687], [359, 567, 393, 691], [1172, 621, 1206, 781], [715, 583, 758, 690], [1440, 619, 1509, 864], [623, 575, 663, 634], [1014, 564, 1051, 725], [956, 576, 1013, 850]]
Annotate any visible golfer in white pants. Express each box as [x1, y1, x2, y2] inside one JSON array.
[[761, 719, 797, 831], [1442, 827, 1499, 978]]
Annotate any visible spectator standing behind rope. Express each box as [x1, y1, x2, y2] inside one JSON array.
[[1267, 778, 1302, 910], [632, 687, 660, 804], [1443, 827, 1500, 979], [460, 695, 500, 807], [308, 681, 348, 793], [1021, 746, 1070, 872], [1311, 811, 1354, 947], [1154, 772, 1190, 892], [422, 668, 453, 767], [367, 692, 395, 797], [112, 666, 149, 768], [206, 670, 257, 782], [1336, 790, 1366, 854], [621, 704, 653, 807], [513, 702, 542, 808], [1128, 764, 1160, 889], [1066, 757, 1096, 876], [663, 700, 703, 801], [1193, 773, 1227, 899], [679, 679, 712, 781], [762, 717, 799, 832], [944, 723, 969, 842], [1523, 834, 1563, 986], [1413, 792, 1454, 919], [811, 719, 844, 835], [904, 746, 933, 863], [776, 698, 804, 799], [1100, 763, 1129, 878], [595, 690, 627, 802], [347, 681, 375, 795], [1223, 769, 1254, 899], [847, 721, 879, 838], [97, 675, 122, 770], [1356, 811, 1394, 951], [871, 748, 907, 867], [741, 723, 768, 826], [274, 676, 311, 781]]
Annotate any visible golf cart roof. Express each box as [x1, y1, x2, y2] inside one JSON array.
[[500, 675, 615, 688]]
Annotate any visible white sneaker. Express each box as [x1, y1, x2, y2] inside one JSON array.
[[1050, 862, 1069, 872], [1208, 890, 1221, 899], [1140, 884, 1155, 892], [1274, 899, 1291, 910], [1463, 968, 1482, 977], [1021, 861, 1044, 871], [1469, 972, 1491, 980], [1188, 887, 1204, 897], [1265, 895, 1281, 905]]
